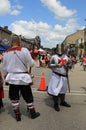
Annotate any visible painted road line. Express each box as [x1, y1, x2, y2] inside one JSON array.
[[4, 87, 86, 95]]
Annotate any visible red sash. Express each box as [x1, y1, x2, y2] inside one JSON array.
[[6, 46, 22, 52]]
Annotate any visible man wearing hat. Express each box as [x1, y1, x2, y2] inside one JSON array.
[[47, 44, 72, 111], [2, 35, 40, 121]]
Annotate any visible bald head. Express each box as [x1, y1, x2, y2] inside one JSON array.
[[11, 35, 21, 47]]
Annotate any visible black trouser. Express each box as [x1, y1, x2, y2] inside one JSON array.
[[59, 94, 66, 103], [0, 98, 3, 108], [53, 95, 60, 106], [9, 84, 34, 103], [53, 94, 65, 105]]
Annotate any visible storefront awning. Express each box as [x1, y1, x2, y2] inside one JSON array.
[[0, 45, 10, 51]]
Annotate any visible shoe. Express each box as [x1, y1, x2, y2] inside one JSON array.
[[31, 112, 40, 119], [15, 113, 21, 121], [60, 101, 71, 107], [14, 109, 21, 121], [54, 105, 60, 111], [28, 107, 40, 119]]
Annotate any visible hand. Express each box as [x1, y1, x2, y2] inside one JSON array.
[[57, 63, 63, 68]]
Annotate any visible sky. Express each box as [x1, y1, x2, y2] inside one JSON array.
[[0, 0, 86, 49]]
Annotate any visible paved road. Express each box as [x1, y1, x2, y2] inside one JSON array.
[[0, 63, 86, 130]]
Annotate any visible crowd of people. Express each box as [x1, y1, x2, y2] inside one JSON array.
[[30, 48, 50, 68]]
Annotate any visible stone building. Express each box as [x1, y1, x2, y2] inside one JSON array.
[[0, 26, 41, 52], [62, 28, 86, 56]]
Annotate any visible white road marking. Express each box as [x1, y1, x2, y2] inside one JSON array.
[[4, 87, 86, 96]]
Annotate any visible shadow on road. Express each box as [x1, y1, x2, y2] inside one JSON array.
[[81, 87, 86, 92], [44, 95, 54, 109]]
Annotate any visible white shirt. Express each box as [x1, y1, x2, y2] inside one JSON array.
[[2, 46, 34, 85]]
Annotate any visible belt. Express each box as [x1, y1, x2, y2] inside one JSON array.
[[9, 72, 28, 74], [53, 71, 67, 77]]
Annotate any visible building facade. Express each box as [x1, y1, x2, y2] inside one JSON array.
[[0, 26, 41, 52], [62, 28, 86, 56]]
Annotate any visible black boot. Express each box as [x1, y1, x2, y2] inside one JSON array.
[[28, 108, 40, 119], [53, 96, 60, 111], [54, 104, 60, 111], [14, 109, 21, 121], [60, 94, 71, 107]]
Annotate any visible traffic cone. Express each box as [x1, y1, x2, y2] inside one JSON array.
[[38, 72, 47, 91]]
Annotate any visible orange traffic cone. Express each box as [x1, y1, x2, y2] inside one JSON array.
[[38, 72, 47, 91]]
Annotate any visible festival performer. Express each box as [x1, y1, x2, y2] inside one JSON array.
[[2, 35, 40, 121], [47, 45, 72, 112]]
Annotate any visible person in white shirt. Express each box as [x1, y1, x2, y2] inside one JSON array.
[[2, 35, 40, 121]]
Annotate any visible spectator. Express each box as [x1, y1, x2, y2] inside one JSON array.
[[82, 54, 86, 71]]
